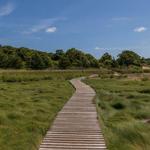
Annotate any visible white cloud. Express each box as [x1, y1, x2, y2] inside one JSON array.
[[23, 18, 65, 34], [134, 27, 147, 33], [95, 47, 132, 51], [95, 47, 100, 50], [45, 27, 57, 33], [95, 47, 104, 50], [0, 3, 15, 17]]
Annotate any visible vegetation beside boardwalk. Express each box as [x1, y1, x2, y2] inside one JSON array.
[[0, 72, 76, 150], [85, 78, 150, 150], [0, 69, 105, 150], [0, 43, 150, 149], [0, 70, 102, 82]]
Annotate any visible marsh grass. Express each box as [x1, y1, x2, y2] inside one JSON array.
[[0, 71, 76, 150], [0, 69, 104, 150], [85, 78, 150, 150], [0, 69, 101, 82]]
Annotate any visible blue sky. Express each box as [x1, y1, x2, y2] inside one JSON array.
[[0, 0, 150, 58]]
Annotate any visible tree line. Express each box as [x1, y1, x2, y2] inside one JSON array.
[[0, 45, 149, 69]]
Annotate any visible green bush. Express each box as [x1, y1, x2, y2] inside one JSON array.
[[111, 102, 126, 110], [139, 89, 150, 94]]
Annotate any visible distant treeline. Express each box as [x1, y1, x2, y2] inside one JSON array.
[[0, 45, 149, 69]]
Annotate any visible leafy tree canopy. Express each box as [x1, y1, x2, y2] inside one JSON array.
[[117, 50, 141, 67], [0, 45, 148, 69], [99, 52, 113, 68]]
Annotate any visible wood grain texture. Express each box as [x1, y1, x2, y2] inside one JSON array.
[[39, 78, 107, 150]]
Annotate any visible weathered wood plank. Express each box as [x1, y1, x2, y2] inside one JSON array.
[[39, 78, 107, 150]]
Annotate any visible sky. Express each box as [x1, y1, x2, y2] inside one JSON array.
[[0, 0, 150, 58]]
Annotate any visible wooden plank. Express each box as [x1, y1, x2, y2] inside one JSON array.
[[39, 78, 107, 150]]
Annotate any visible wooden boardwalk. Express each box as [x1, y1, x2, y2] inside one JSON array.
[[39, 78, 107, 150]]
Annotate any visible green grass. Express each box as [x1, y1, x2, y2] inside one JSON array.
[[85, 78, 150, 150], [0, 69, 101, 82], [0, 77, 74, 150], [0, 69, 103, 149]]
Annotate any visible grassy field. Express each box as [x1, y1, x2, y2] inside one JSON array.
[[85, 78, 150, 150], [0, 71, 77, 150], [0, 69, 101, 82], [2, 69, 149, 150], [0, 69, 103, 150]]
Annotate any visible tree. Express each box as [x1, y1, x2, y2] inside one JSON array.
[[0, 44, 145, 70], [0, 52, 8, 68], [80, 55, 90, 68], [30, 53, 45, 69], [85, 54, 99, 68], [11, 55, 25, 69], [66, 48, 81, 64], [58, 56, 71, 69], [99, 53, 113, 68], [111, 58, 119, 68], [0, 45, 55, 69], [66, 48, 90, 68], [52, 49, 65, 60], [117, 50, 141, 67], [40, 54, 52, 68]]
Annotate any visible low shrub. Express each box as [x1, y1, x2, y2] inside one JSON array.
[[111, 102, 126, 110], [139, 89, 150, 94]]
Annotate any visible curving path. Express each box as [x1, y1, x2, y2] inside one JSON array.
[[39, 78, 107, 150]]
